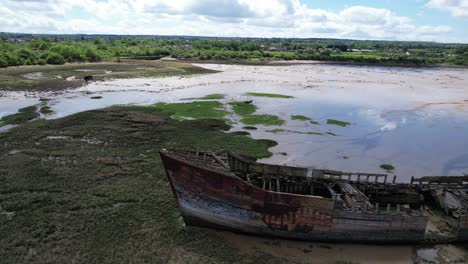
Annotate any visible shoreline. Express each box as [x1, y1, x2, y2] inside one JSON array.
[[2, 57, 468, 72], [184, 58, 468, 70]]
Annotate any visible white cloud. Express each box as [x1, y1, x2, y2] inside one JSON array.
[[0, 0, 456, 42], [427, 0, 468, 18]]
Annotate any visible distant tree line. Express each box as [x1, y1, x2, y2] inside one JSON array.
[[0, 33, 467, 68]]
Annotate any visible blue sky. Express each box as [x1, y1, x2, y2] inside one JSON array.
[[0, 0, 467, 43]]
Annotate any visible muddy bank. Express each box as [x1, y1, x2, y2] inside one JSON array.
[[0, 107, 279, 264], [0, 60, 217, 92]]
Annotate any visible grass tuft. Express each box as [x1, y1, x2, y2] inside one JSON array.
[[327, 119, 350, 127], [229, 102, 257, 116], [380, 164, 395, 172], [240, 115, 285, 126], [267, 129, 323, 135], [1, 105, 39, 125], [291, 115, 311, 121], [154, 101, 229, 120], [245, 92, 293, 99]]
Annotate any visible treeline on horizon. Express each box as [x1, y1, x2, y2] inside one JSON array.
[[1, 33, 467, 67]]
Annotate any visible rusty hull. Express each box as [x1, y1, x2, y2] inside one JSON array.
[[160, 150, 428, 243]]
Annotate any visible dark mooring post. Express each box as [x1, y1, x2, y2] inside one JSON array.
[[393, 175, 396, 184]]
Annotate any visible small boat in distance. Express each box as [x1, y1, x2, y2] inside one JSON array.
[[160, 149, 468, 243]]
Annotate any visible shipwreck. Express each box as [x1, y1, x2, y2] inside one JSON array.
[[160, 149, 468, 243]]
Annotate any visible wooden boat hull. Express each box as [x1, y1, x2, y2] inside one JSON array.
[[160, 151, 428, 243]]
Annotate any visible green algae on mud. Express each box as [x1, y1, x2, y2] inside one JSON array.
[[267, 129, 323, 135], [291, 115, 311, 121], [0, 107, 280, 264], [240, 115, 285, 126], [39, 106, 53, 115], [182, 93, 226, 100], [327, 119, 351, 127], [245, 92, 294, 99], [380, 164, 395, 172], [0, 105, 39, 126], [0, 60, 217, 92], [229, 102, 257, 116], [154, 101, 229, 121]]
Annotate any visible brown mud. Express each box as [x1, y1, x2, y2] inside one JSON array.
[[0, 60, 217, 92]]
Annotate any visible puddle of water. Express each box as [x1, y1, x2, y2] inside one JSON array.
[[0, 95, 39, 119]]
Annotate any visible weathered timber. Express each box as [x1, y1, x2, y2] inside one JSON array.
[[160, 149, 468, 243]]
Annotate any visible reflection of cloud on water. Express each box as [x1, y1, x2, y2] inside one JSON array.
[[358, 108, 402, 132]]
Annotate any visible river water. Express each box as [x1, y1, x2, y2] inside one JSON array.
[[2, 63, 467, 181]]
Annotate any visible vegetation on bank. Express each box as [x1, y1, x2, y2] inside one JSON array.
[[182, 93, 226, 100], [327, 119, 351, 127], [0, 105, 39, 126], [240, 115, 285, 126], [245, 92, 294, 99], [229, 102, 257, 116], [0, 107, 282, 263], [266, 129, 323, 135], [2, 33, 467, 68], [380, 164, 395, 172], [0, 60, 216, 91], [153, 101, 229, 120], [291, 115, 311, 121]]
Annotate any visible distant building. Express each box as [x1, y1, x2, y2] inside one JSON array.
[[350, 49, 375, 53]]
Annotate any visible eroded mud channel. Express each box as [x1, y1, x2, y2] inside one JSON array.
[[1, 62, 468, 263]]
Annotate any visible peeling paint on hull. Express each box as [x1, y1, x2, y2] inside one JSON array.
[[161, 152, 428, 243]]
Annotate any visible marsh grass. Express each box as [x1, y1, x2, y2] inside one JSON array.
[[380, 164, 395, 172], [229, 102, 257, 116], [39, 106, 54, 115], [291, 115, 311, 121], [154, 101, 229, 120], [0, 60, 217, 92], [0, 105, 39, 125], [267, 129, 323, 135], [0, 107, 281, 263], [183, 94, 226, 100], [327, 119, 351, 127], [245, 92, 294, 99], [240, 115, 285, 126]]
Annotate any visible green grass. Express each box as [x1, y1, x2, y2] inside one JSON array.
[[198, 94, 225, 100], [242, 126, 257, 130], [310, 120, 320, 125], [0, 60, 217, 92], [183, 94, 226, 100], [326, 132, 337, 136], [327, 119, 351, 127], [291, 115, 311, 121], [267, 129, 322, 135], [245, 92, 294, 99], [0, 107, 281, 263], [229, 102, 257, 116], [39, 106, 54, 115], [0, 105, 39, 125], [154, 101, 229, 121], [240, 115, 285, 126], [380, 164, 395, 172]]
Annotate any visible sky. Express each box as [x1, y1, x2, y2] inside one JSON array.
[[0, 0, 467, 43]]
